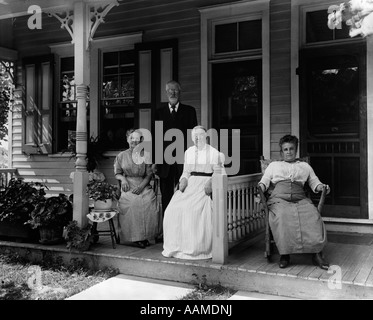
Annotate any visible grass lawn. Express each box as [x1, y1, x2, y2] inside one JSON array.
[[0, 252, 236, 300], [0, 253, 119, 300]]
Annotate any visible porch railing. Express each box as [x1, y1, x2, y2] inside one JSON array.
[[212, 169, 264, 264], [0, 168, 17, 191]]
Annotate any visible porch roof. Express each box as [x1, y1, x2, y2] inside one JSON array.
[[0, 0, 119, 20]]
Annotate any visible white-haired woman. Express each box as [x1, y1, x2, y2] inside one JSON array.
[[114, 129, 161, 249], [162, 125, 226, 260]]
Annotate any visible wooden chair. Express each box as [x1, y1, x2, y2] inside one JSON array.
[[257, 156, 327, 261]]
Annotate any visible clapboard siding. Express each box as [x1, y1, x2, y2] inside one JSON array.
[[270, 0, 292, 155]]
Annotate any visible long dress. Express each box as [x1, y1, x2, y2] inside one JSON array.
[[259, 160, 327, 255], [162, 144, 225, 260], [114, 149, 161, 243]]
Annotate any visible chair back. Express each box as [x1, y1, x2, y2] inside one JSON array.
[[259, 156, 310, 174]]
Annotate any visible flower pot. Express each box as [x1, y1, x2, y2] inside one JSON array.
[[94, 199, 113, 211], [39, 226, 64, 245]]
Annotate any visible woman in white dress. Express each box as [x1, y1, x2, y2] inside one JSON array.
[[114, 129, 161, 249], [162, 126, 226, 260]]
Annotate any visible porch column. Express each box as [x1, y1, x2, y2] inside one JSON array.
[[212, 167, 228, 264], [367, 35, 373, 220], [73, 1, 90, 227]]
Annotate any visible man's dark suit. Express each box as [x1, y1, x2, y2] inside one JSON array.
[[155, 103, 198, 215]]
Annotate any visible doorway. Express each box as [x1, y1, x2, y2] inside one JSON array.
[[299, 43, 367, 219], [212, 59, 262, 175]]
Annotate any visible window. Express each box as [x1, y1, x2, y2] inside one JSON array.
[[214, 19, 262, 54], [56, 57, 89, 151], [100, 49, 135, 150], [305, 9, 352, 44], [23, 55, 53, 154]]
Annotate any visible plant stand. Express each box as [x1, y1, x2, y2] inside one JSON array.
[[87, 210, 119, 249]]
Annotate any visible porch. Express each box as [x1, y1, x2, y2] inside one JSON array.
[[1, 227, 373, 300]]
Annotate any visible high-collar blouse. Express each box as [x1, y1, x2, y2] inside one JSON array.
[[180, 144, 226, 181], [259, 160, 322, 192]]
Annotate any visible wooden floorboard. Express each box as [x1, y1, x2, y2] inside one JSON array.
[[340, 245, 369, 284], [353, 249, 373, 286], [363, 265, 373, 287]]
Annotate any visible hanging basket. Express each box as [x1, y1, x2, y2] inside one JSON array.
[[93, 199, 113, 211]]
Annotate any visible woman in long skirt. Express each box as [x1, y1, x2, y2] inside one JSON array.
[[162, 126, 225, 260], [114, 129, 161, 249]]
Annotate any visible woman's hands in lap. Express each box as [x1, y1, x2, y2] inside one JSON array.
[[121, 179, 130, 192], [204, 180, 212, 196], [132, 186, 145, 195], [179, 178, 188, 192]]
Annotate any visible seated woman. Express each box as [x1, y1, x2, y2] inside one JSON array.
[[162, 125, 226, 260], [114, 129, 161, 249], [258, 134, 330, 270]]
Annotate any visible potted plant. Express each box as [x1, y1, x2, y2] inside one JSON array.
[[25, 194, 73, 244], [87, 181, 118, 210], [0, 178, 46, 241], [64, 220, 94, 251], [64, 133, 108, 172]]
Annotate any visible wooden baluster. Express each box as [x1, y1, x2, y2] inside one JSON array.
[[227, 189, 233, 242], [241, 185, 246, 237], [232, 187, 237, 241], [236, 186, 242, 240], [249, 183, 254, 232]]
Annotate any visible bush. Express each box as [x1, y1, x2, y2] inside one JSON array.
[[0, 178, 46, 225], [26, 194, 73, 229]]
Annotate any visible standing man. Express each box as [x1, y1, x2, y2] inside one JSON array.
[[155, 80, 198, 241]]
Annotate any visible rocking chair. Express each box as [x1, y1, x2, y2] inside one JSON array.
[[257, 156, 327, 261]]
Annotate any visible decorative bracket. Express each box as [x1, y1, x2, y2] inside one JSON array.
[[89, 2, 120, 45], [0, 60, 15, 84], [46, 1, 120, 49], [46, 10, 75, 44]]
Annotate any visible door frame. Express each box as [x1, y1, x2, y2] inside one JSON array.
[[299, 43, 367, 219], [199, 0, 270, 158], [291, 0, 373, 222]]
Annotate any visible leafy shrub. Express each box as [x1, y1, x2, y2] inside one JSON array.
[[26, 194, 73, 229], [64, 221, 93, 251], [0, 178, 46, 224]]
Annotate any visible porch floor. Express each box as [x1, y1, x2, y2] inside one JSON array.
[[1, 225, 373, 300]]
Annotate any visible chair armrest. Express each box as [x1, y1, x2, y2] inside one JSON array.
[[257, 187, 269, 211], [317, 185, 327, 213]]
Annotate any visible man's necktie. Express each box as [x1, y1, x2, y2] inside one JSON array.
[[171, 105, 176, 120]]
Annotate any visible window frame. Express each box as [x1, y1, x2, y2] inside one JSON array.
[[211, 14, 262, 59], [49, 33, 142, 154], [22, 55, 54, 155], [300, 3, 363, 48]]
